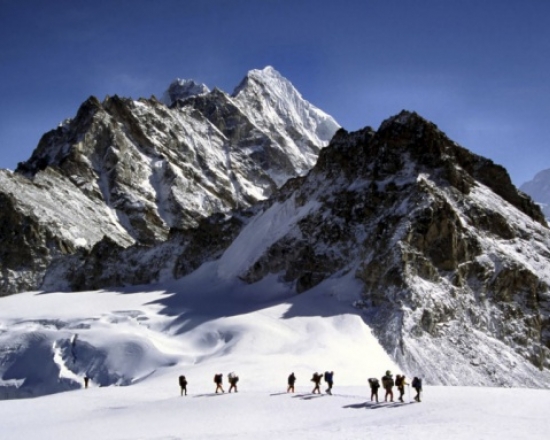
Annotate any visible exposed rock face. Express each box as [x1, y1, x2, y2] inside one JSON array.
[[36, 111, 550, 387], [42, 212, 249, 292], [521, 168, 550, 220], [0, 67, 339, 295], [212, 111, 550, 387], [0, 167, 134, 295]]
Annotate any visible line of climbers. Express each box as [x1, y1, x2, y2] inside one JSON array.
[[368, 371, 422, 403], [173, 370, 422, 402]]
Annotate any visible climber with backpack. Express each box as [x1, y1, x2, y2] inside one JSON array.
[[311, 372, 322, 394], [178, 375, 188, 396], [412, 376, 422, 402], [287, 372, 296, 393], [214, 373, 224, 393], [228, 372, 239, 393], [381, 370, 394, 402], [395, 374, 408, 402], [368, 377, 380, 402], [324, 371, 334, 395]]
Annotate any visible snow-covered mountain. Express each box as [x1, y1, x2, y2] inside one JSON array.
[[0, 64, 549, 390], [520, 168, 550, 220], [38, 111, 550, 388], [0, 66, 339, 294], [232, 66, 339, 183], [215, 111, 550, 387]]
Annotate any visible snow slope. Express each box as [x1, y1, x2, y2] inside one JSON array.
[[2, 384, 549, 440], [1, 257, 549, 438], [0, 262, 397, 399]]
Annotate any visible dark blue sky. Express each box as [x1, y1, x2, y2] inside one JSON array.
[[1, 0, 549, 185]]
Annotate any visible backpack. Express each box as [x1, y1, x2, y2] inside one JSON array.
[[368, 378, 379, 388], [395, 376, 403, 387], [382, 376, 394, 389], [412, 377, 422, 389], [179, 375, 186, 387], [214, 374, 222, 384]]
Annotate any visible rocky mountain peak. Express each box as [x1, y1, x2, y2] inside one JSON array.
[[222, 113, 550, 386], [0, 66, 340, 295], [161, 78, 210, 106], [370, 111, 547, 226], [231, 66, 340, 179]]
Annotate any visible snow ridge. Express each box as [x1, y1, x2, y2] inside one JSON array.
[[233, 66, 340, 181]]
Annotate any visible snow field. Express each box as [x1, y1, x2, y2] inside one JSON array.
[[1, 266, 549, 438], [1, 384, 549, 440], [0, 267, 398, 398]]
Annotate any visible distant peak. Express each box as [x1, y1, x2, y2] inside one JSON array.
[[162, 78, 210, 106], [247, 65, 281, 79], [379, 110, 428, 130], [231, 66, 292, 97], [531, 168, 550, 183]]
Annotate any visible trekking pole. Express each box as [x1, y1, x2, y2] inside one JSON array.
[[407, 384, 411, 403]]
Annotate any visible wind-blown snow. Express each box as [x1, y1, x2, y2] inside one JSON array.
[[0, 263, 397, 398]]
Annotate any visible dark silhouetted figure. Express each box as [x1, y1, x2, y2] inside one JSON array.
[[311, 372, 322, 394], [179, 375, 188, 396], [396, 374, 408, 402], [287, 372, 296, 393], [214, 373, 224, 393], [412, 376, 422, 402], [83, 376, 90, 389], [381, 370, 394, 402], [324, 371, 334, 395], [228, 372, 239, 393], [368, 378, 380, 402]]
